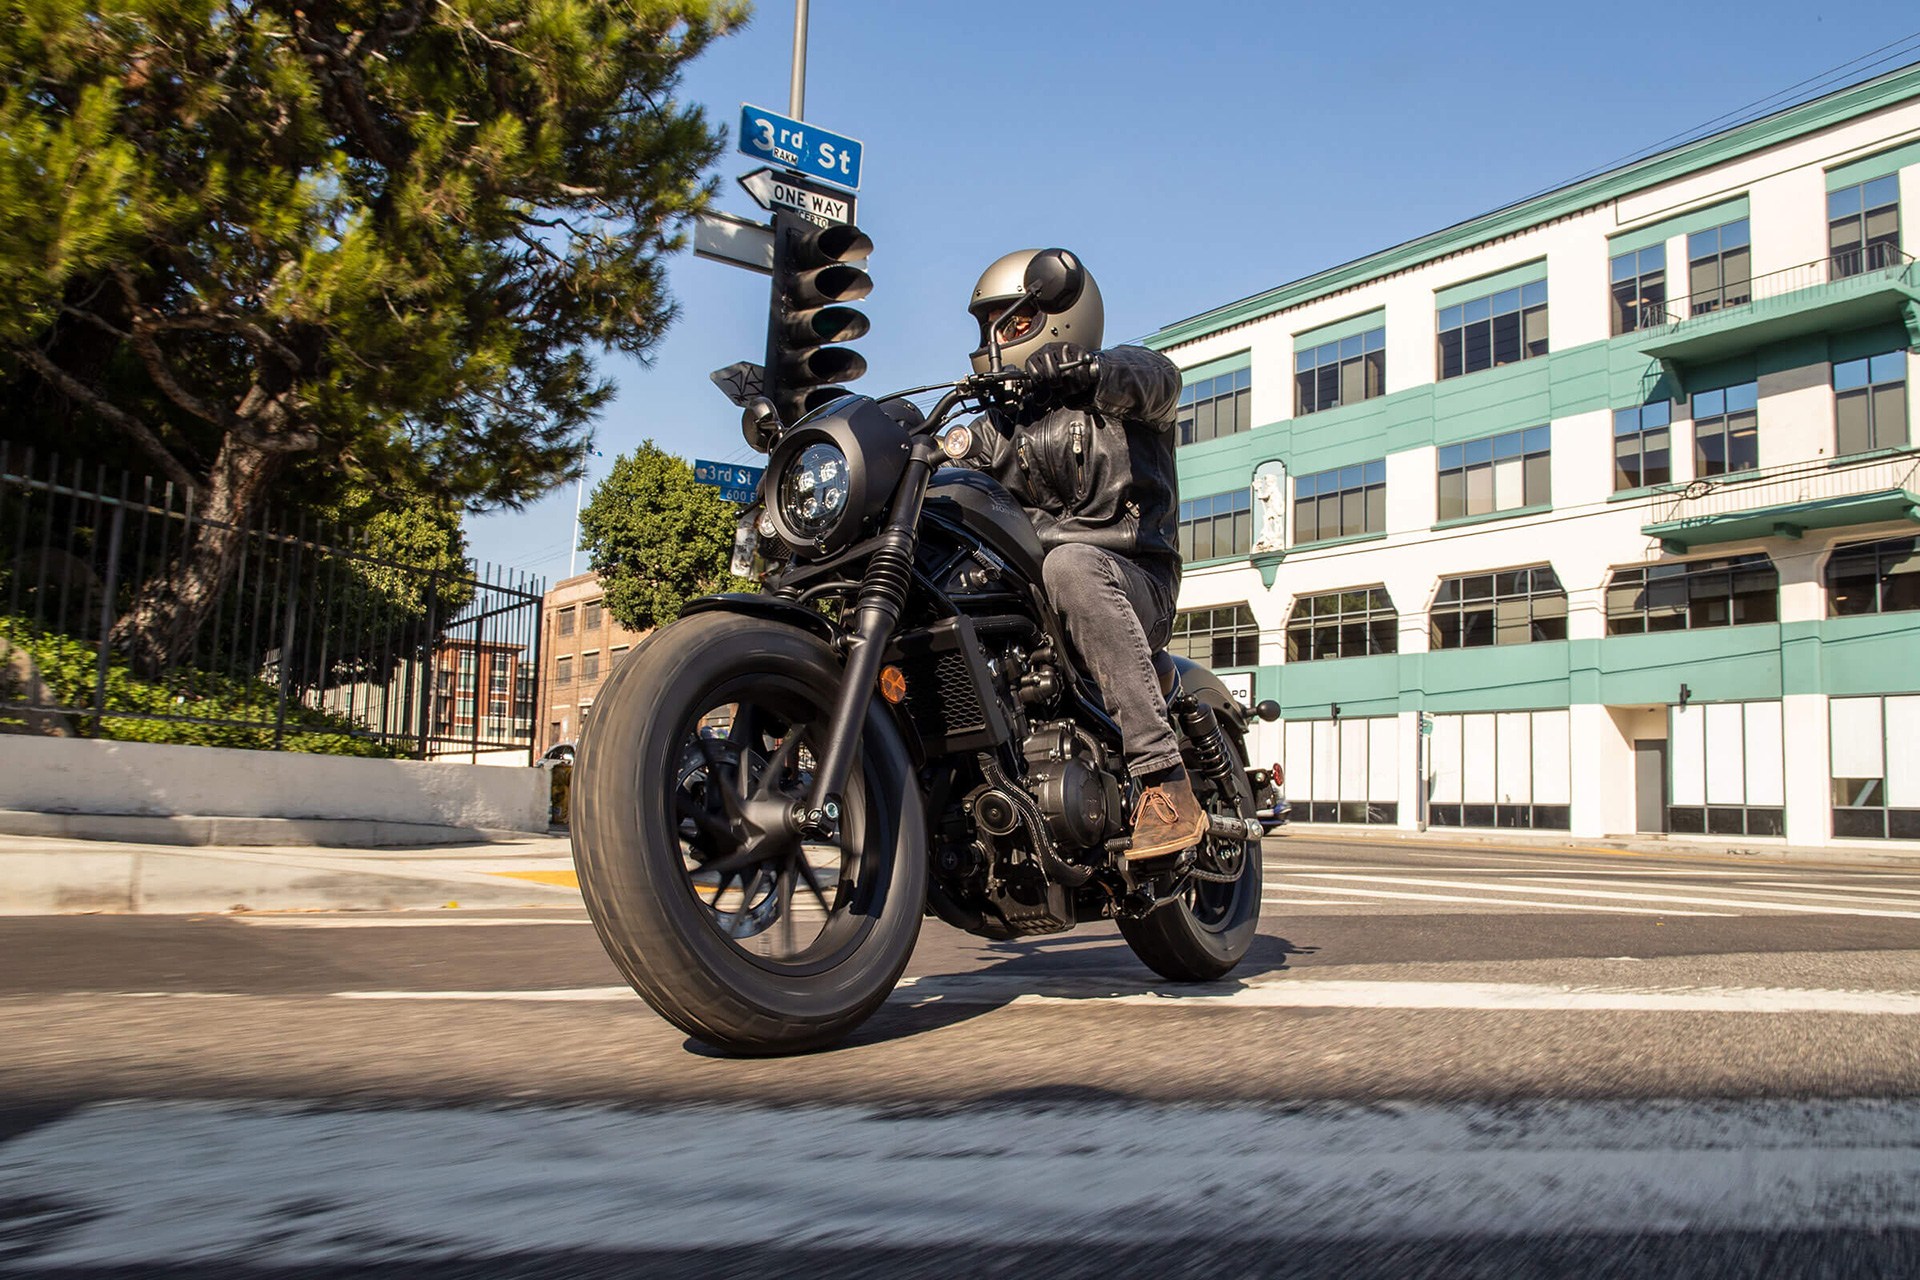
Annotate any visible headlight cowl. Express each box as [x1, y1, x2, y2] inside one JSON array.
[[763, 396, 910, 558]]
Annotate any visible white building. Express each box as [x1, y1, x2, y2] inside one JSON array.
[[1151, 64, 1920, 849]]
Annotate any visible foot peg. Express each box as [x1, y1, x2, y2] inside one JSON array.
[[1207, 813, 1266, 842]]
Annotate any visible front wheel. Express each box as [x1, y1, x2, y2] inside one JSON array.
[[1118, 726, 1263, 981], [571, 612, 924, 1055]]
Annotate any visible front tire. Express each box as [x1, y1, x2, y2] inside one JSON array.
[[1118, 727, 1263, 981], [571, 612, 924, 1055]]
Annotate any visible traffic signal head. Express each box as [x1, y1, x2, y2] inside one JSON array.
[[766, 212, 872, 425]]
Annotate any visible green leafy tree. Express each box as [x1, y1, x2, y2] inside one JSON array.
[[0, 0, 748, 672], [578, 441, 745, 632]]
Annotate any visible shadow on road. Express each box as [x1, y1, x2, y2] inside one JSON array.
[[685, 930, 1316, 1058]]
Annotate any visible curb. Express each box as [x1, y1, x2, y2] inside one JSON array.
[[0, 808, 542, 849], [1274, 822, 1920, 869]]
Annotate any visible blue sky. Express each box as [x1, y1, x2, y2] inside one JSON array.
[[464, 0, 1912, 578]]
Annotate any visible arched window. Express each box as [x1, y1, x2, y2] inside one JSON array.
[[1605, 554, 1777, 633], [1431, 566, 1566, 649]]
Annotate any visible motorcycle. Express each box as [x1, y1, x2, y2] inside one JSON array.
[[571, 250, 1284, 1055]]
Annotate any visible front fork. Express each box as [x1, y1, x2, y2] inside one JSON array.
[[793, 439, 940, 837]]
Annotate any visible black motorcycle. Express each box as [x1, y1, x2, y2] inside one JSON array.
[[571, 251, 1282, 1055]]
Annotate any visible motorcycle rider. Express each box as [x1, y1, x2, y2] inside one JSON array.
[[962, 249, 1208, 861]]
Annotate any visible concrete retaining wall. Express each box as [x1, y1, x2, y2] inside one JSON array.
[[0, 736, 548, 840]]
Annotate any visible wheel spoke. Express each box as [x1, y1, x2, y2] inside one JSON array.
[[675, 790, 738, 854], [751, 728, 807, 802], [702, 835, 787, 881], [792, 848, 833, 913], [693, 734, 747, 822], [775, 858, 796, 955]]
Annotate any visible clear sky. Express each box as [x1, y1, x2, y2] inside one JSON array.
[[463, 0, 1916, 580]]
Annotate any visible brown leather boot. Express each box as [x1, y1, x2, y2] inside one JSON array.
[[1126, 769, 1209, 861]]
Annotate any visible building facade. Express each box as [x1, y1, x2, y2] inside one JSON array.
[[1151, 66, 1920, 848], [539, 572, 649, 751]]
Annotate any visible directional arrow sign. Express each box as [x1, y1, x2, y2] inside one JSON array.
[[737, 167, 857, 229], [738, 104, 862, 190]]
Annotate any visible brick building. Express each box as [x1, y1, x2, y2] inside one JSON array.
[[538, 571, 649, 751]]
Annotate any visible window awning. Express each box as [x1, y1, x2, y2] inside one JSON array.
[[1642, 487, 1920, 552]]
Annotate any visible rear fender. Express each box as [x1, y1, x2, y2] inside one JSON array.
[[1168, 655, 1250, 737]]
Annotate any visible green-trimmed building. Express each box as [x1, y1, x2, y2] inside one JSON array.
[[1149, 64, 1920, 847]]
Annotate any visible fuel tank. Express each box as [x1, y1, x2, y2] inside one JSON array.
[[924, 467, 1046, 585]]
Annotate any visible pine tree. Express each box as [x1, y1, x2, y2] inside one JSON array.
[[0, 0, 748, 670]]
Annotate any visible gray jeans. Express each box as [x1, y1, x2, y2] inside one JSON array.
[[1040, 543, 1182, 776]]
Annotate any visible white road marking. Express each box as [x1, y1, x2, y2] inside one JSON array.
[[7, 1099, 1920, 1266], [92, 976, 1897, 1015], [1295, 873, 1920, 920], [1263, 881, 1731, 916], [230, 916, 593, 928]]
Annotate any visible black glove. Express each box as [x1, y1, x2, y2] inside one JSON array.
[[1024, 341, 1098, 404]]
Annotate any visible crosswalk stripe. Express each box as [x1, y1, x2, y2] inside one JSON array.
[[1294, 873, 1920, 920], [231, 917, 592, 928], [1262, 881, 1730, 916]]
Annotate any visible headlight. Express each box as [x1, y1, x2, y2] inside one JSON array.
[[778, 442, 851, 543]]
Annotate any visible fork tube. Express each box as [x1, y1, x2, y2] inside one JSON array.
[[802, 440, 938, 825]]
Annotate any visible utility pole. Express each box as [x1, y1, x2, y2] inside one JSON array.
[[789, 0, 809, 117]]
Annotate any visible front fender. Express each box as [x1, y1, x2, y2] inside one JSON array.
[[681, 592, 843, 645]]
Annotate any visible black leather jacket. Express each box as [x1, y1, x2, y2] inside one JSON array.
[[969, 345, 1184, 596]]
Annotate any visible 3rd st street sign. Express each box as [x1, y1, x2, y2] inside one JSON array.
[[738, 103, 863, 190]]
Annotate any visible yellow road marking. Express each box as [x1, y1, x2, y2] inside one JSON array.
[[493, 870, 580, 888]]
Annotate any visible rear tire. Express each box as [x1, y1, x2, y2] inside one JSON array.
[[1118, 727, 1263, 981], [571, 612, 924, 1055]]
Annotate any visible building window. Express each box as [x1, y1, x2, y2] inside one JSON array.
[[1170, 605, 1260, 668], [555, 655, 573, 684], [584, 600, 603, 629], [1177, 366, 1252, 446], [1437, 279, 1547, 380], [1278, 716, 1401, 824], [1686, 219, 1751, 315], [1609, 245, 1666, 334], [1426, 710, 1572, 830], [1285, 587, 1397, 661], [581, 650, 600, 680], [1668, 702, 1785, 837], [1829, 175, 1900, 278], [556, 607, 575, 637], [1692, 382, 1759, 477], [1834, 352, 1907, 455], [1605, 554, 1778, 633], [1827, 536, 1920, 616], [1613, 402, 1673, 491], [1293, 461, 1386, 544], [1177, 489, 1253, 561], [1294, 328, 1385, 416], [1430, 566, 1567, 649], [1830, 696, 1920, 840], [611, 644, 630, 662], [1437, 426, 1550, 521]]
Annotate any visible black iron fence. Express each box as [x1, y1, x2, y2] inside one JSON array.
[[0, 443, 544, 761]]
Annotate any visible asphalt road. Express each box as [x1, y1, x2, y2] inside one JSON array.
[[5, 835, 1920, 1276]]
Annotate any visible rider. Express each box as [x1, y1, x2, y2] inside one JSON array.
[[962, 249, 1207, 862]]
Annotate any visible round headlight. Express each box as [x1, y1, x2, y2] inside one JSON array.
[[778, 442, 851, 543]]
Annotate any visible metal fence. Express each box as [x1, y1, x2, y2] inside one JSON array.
[[0, 443, 544, 761]]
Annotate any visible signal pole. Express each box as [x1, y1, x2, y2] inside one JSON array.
[[789, 0, 809, 117]]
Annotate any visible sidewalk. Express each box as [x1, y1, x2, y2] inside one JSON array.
[[0, 831, 582, 915], [5, 823, 1916, 915], [1276, 822, 1920, 870]]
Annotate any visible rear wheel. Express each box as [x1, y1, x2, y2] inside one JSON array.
[[1118, 727, 1262, 981], [571, 612, 924, 1055]]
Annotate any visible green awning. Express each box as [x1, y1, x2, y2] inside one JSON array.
[[1642, 487, 1920, 552]]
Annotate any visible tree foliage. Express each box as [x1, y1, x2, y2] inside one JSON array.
[[0, 0, 749, 668], [578, 441, 745, 632]]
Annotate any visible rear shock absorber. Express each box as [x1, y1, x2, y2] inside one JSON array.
[[1172, 695, 1236, 792]]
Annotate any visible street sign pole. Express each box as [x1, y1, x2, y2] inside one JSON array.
[[789, 0, 809, 118]]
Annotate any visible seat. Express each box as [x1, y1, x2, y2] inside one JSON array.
[[1150, 649, 1178, 699]]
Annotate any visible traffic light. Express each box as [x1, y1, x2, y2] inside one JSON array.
[[765, 209, 872, 426]]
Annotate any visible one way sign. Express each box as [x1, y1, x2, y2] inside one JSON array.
[[738, 167, 857, 229]]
